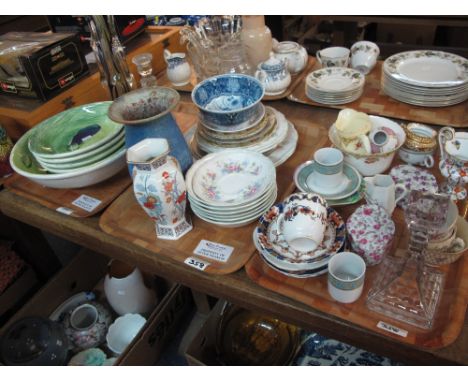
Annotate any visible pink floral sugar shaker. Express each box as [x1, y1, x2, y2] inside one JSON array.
[[346, 204, 395, 266]]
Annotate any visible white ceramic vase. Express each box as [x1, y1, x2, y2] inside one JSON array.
[[104, 259, 157, 316]]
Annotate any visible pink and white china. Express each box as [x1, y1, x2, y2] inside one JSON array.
[[347, 204, 395, 266], [389, 165, 438, 209]]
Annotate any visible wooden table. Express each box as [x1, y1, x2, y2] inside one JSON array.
[[1, 98, 467, 365]]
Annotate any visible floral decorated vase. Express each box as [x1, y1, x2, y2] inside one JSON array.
[[127, 138, 192, 240], [108, 86, 193, 175], [63, 301, 113, 352]]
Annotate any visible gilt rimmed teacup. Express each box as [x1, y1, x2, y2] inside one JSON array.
[[328, 252, 366, 304]]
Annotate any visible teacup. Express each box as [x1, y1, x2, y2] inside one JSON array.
[[398, 146, 435, 168], [277, 203, 328, 252], [350, 41, 380, 74], [312, 147, 346, 192], [328, 252, 366, 303], [316, 47, 350, 68]]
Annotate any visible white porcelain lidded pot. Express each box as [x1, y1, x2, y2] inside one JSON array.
[[127, 138, 193, 240], [104, 259, 157, 316], [164, 49, 192, 86], [272, 38, 308, 74], [255, 53, 291, 96]]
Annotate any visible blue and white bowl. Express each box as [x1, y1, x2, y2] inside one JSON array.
[[191, 74, 265, 130]]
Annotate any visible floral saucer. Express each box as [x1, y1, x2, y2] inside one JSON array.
[[294, 161, 361, 200], [389, 165, 438, 208], [255, 204, 346, 271]]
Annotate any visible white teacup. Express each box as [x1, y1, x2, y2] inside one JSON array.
[[316, 47, 350, 68], [398, 146, 435, 168], [278, 203, 327, 253], [328, 252, 366, 304], [312, 147, 346, 192], [350, 41, 380, 74]]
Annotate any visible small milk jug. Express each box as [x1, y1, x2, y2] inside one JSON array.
[[164, 49, 192, 87]]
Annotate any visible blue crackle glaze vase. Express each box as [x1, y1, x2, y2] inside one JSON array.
[[108, 86, 193, 174]]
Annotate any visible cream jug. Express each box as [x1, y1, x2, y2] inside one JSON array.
[[364, 174, 408, 214]]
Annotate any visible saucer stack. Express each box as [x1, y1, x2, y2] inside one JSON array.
[[294, 161, 363, 206], [382, 50, 468, 107], [185, 149, 277, 228], [253, 193, 346, 278], [191, 106, 298, 167], [305, 67, 365, 105]]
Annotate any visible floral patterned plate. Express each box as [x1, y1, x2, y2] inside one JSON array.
[[187, 148, 276, 206], [389, 165, 438, 209]]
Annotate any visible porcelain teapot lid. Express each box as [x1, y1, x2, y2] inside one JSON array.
[[259, 52, 285, 71]]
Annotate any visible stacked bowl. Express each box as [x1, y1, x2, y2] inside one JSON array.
[[305, 67, 365, 105], [190, 74, 298, 167], [253, 193, 346, 278], [186, 149, 277, 228], [10, 102, 126, 188]]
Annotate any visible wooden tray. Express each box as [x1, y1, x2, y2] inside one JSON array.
[[3, 170, 132, 218], [99, 114, 330, 275], [157, 57, 316, 102], [245, 174, 468, 349], [288, 61, 468, 128]]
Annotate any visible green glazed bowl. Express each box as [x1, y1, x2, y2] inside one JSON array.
[[28, 102, 123, 159]]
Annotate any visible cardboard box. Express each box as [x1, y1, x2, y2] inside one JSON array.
[[0, 31, 89, 101], [0, 249, 193, 366]]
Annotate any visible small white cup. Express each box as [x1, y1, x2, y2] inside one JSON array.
[[328, 252, 366, 303], [350, 41, 380, 75], [398, 146, 435, 168], [316, 47, 350, 68], [313, 147, 345, 191], [278, 204, 327, 252]]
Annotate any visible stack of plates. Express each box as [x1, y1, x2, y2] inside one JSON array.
[[191, 106, 298, 167], [253, 195, 346, 278], [382, 50, 468, 107], [305, 68, 365, 105], [186, 149, 277, 228], [9, 102, 127, 188]]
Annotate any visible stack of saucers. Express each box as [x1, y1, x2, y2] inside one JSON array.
[[381, 50, 468, 107], [190, 73, 298, 167], [305, 67, 365, 105], [253, 193, 346, 278], [185, 149, 277, 228]]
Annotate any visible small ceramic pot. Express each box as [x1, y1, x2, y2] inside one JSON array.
[[316, 47, 350, 68], [64, 301, 113, 351], [255, 53, 291, 96], [347, 204, 395, 266], [398, 146, 435, 168], [272, 39, 308, 74], [164, 49, 192, 86], [328, 252, 366, 303]]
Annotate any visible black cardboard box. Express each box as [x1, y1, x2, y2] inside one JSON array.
[[0, 31, 89, 101]]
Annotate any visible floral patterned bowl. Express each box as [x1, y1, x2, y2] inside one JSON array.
[[347, 204, 395, 266]]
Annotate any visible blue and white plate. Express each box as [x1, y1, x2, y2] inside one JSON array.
[[294, 161, 361, 201]]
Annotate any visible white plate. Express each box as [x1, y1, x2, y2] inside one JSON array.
[[186, 149, 276, 206], [266, 121, 298, 167], [383, 50, 468, 87], [49, 291, 96, 322]]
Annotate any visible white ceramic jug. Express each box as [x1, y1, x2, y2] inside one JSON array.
[[164, 49, 192, 86], [104, 259, 157, 316], [364, 174, 408, 214]]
